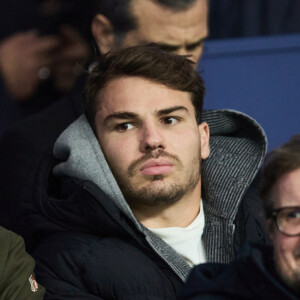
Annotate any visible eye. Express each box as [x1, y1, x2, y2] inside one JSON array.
[[161, 117, 180, 125], [115, 123, 135, 132], [287, 210, 300, 219], [186, 41, 203, 52]]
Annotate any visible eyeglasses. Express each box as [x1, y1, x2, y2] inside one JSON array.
[[272, 206, 300, 236]]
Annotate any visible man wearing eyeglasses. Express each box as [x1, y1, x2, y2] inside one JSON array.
[[260, 134, 300, 298], [182, 134, 300, 299]]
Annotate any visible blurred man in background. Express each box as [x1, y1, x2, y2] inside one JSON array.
[[182, 134, 300, 300], [92, 0, 208, 65]]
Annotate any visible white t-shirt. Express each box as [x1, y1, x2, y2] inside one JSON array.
[[150, 201, 206, 267]]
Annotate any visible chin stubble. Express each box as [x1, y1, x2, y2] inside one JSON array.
[[274, 252, 300, 295], [115, 150, 201, 207]]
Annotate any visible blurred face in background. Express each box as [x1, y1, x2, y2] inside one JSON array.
[[269, 168, 300, 295], [92, 0, 209, 67], [122, 0, 208, 66]]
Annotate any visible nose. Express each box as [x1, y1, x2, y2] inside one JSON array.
[[176, 47, 189, 57], [175, 48, 197, 65], [139, 121, 165, 153], [175, 47, 203, 67]]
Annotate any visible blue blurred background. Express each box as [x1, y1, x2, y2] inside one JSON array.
[[199, 34, 300, 151]]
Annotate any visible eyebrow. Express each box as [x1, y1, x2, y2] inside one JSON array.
[[103, 106, 188, 125], [104, 112, 138, 125], [156, 105, 188, 116], [155, 37, 207, 52]]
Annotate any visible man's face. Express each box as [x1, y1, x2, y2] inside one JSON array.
[[121, 0, 208, 67], [95, 76, 209, 209], [269, 168, 300, 294]]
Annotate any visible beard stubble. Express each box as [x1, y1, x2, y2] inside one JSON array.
[[113, 149, 201, 208]]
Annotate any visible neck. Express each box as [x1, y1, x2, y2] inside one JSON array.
[[132, 181, 201, 229]]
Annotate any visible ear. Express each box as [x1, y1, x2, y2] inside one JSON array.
[[92, 14, 115, 54], [198, 122, 210, 160]]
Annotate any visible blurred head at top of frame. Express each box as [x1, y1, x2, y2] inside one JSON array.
[[92, 0, 209, 67]]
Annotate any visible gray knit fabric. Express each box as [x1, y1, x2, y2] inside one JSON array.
[[201, 109, 267, 263], [53, 109, 267, 281]]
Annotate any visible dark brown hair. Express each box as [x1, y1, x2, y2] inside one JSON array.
[[260, 134, 300, 218], [84, 44, 205, 131]]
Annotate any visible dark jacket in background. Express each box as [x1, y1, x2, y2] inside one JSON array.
[[0, 76, 83, 230], [181, 243, 299, 300], [18, 110, 268, 299]]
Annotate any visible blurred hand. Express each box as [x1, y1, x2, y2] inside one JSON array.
[[52, 25, 90, 93], [0, 31, 60, 100]]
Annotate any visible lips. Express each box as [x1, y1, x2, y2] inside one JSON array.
[[140, 159, 174, 176]]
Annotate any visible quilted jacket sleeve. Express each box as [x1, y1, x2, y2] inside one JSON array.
[[33, 233, 105, 300]]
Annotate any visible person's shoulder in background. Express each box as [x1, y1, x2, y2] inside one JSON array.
[[181, 243, 298, 300], [0, 226, 45, 299], [0, 77, 84, 232]]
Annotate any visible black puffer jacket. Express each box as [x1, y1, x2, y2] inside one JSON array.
[[30, 170, 183, 299], [26, 158, 264, 300]]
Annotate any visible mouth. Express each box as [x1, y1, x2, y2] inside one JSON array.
[[140, 158, 174, 176]]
